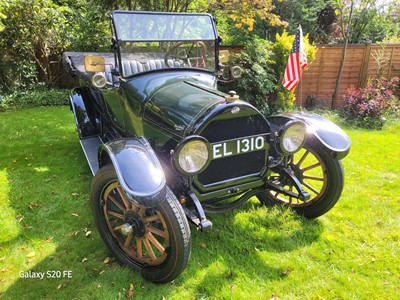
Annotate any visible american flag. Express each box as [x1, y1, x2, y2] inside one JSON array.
[[282, 25, 308, 91]]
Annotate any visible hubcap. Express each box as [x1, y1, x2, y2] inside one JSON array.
[[122, 210, 146, 237]]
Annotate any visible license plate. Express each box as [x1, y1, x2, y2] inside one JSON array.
[[211, 135, 267, 159]]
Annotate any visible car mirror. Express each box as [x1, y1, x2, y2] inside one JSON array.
[[219, 50, 230, 63], [84, 56, 106, 72]]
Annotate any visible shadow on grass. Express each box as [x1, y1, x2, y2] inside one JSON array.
[[180, 203, 323, 297], [1, 107, 323, 299]]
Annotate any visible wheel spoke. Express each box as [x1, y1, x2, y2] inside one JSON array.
[[107, 210, 124, 220], [138, 207, 145, 217], [113, 225, 123, 231], [147, 232, 165, 253], [124, 232, 133, 248], [109, 195, 125, 213], [144, 214, 160, 223], [147, 225, 166, 238], [296, 150, 309, 167], [136, 238, 143, 259], [301, 162, 321, 172], [303, 175, 324, 181], [116, 186, 131, 210], [143, 236, 157, 261], [303, 181, 320, 195]]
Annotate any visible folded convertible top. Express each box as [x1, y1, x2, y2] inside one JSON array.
[[62, 52, 115, 81]]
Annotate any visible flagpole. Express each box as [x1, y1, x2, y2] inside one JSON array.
[[298, 25, 303, 111], [300, 77, 303, 111]]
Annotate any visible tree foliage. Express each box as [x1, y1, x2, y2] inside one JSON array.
[[0, 0, 399, 95], [210, 0, 284, 32], [0, 0, 69, 90], [0, 0, 109, 92], [100, 0, 196, 12], [265, 0, 334, 43], [222, 37, 276, 114], [319, 0, 400, 44]]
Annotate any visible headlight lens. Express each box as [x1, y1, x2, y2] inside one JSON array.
[[91, 73, 106, 88], [280, 121, 306, 154], [176, 137, 210, 174]]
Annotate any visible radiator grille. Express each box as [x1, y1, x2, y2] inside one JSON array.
[[198, 114, 269, 186]]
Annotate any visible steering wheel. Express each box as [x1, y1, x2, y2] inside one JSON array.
[[164, 41, 207, 68]]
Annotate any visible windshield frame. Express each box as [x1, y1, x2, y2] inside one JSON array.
[[110, 10, 220, 78]]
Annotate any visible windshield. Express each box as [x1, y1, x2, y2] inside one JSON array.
[[111, 11, 218, 77], [112, 11, 217, 41]]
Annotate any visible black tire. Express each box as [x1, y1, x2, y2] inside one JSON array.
[[91, 164, 191, 283], [257, 138, 344, 218]]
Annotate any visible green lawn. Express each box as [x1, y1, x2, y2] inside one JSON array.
[[1, 107, 399, 299]]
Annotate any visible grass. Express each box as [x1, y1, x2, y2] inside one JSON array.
[[0, 106, 399, 299]]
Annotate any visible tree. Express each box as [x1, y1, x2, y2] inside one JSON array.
[[317, 5, 339, 43], [265, 0, 334, 43], [209, 0, 284, 32], [0, 0, 110, 91], [331, 0, 354, 109], [0, 0, 70, 90], [331, 0, 382, 108]]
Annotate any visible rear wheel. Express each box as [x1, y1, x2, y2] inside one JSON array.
[[91, 164, 191, 283], [258, 139, 344, 218]]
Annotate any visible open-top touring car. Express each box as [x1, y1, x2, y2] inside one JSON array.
[[63, 10, 350, 283]]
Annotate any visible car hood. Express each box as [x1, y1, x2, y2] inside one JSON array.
[[143, 80, 227, 137]]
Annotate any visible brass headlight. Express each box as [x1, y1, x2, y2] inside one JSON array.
[[278, 121, 306, 154], [91, 73, 107, 88], [174, 136, 210, 175]]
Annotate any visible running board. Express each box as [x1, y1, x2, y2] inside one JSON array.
[[80, 136, 103, 175]]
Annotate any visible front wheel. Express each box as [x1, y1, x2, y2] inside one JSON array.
[[91, 164, 191, 283], [258, 139, 345, 218]]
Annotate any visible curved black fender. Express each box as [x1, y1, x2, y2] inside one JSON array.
[[267, 112, 351, 160], [98, 137, 167, 208], [69, 87, 101, 139]]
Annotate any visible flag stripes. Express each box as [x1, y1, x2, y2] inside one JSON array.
[[282, 25, 308, 91]]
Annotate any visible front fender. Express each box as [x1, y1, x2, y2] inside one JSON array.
[[267, 112, 351, 160], [99, 137, 166, 208]]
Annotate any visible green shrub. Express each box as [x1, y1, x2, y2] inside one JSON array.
[[220, 37, 276, 115], [0, 86, 69, 111]]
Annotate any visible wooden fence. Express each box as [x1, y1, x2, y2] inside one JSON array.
[[294, 43, 400, 108]]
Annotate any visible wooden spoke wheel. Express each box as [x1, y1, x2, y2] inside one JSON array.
[[91, 164, 191, 283], [102, 183, 170, 266], [258, 138, 344, 218]]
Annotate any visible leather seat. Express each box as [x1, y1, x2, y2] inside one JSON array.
[[122, 59, 180, 76], [122, 59, 166, 76]]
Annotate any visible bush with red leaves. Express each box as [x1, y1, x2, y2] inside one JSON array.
[[342, 77, 400, 129]]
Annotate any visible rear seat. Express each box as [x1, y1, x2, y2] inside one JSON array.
[[122, 59, 163, 76], [122, 59, 179, 77]]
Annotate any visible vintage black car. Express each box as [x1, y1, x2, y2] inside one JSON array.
[[63, 10, 350, 283]]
